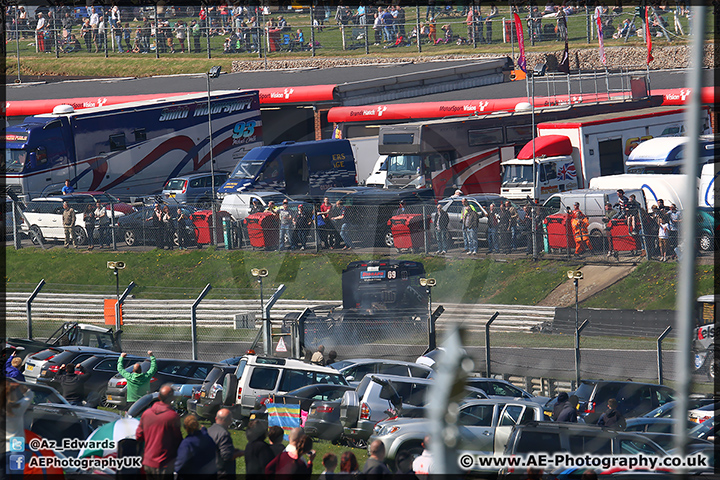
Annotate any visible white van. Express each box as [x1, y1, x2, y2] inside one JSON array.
[[219, 191, 292, 221], [220, 355, 347, 422], [589, 174, 687, 210]]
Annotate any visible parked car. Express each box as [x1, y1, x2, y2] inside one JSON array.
[[435, 194, 522, 248], [35, 191, 136, 216], [553, 380, 676, 425], [161, 171, 229, 206], [220, 355, 348, 424], [23, 346, 118, 385], [688, 416, 716, 442], [11, 379, 121, 457], [250, 383, 355, 424], [688, 401, 719, 424], [187, 364, 237, 420], [623, 417, 712, 453], [332, 359, 434, 386], [697, 207, 718, 252], [464, 377, 549, 405], [106, 358, 216, 409], [641, 398, 717, 419], [371, 398, 546, 473], [219, 191, 292, 221], [500, 423, 666, 476], [117, 205, 199, 247]]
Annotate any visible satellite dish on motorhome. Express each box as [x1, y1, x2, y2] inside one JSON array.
[[515, 102, 532, 112], [52, 105, 75, 115]]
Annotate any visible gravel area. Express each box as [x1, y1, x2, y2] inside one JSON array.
[[231, 44, 715, 72]]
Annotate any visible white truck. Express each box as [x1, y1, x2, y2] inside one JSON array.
[[500, 106, 711, 203]]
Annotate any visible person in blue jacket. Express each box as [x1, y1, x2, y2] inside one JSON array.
[[5, 351, 25, 381], [175, 414, 218, 479]]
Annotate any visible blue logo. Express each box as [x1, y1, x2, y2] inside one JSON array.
[[9, 437, 24, 452], [9, 454, 25, 471]]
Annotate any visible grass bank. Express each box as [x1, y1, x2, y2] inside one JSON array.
[[4, 247, 714, 310]]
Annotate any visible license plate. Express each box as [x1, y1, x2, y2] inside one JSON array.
[[201, 392, 206, 398], [26, 364, 34, 371], [167, 194, 176, 198], [107, 395, 113, 401], [250, 414, 256, 420], [310, 407, 316, 414]]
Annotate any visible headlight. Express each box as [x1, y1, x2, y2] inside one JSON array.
[[217, 192, 227, 199]]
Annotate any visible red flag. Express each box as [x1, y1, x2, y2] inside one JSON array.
[[513, 12, 526, 72], [645, 7, 654, 64]]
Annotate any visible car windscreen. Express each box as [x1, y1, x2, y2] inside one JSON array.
[[203, 367, 226, 386], [574, 382, 596, 402], [31, 349, 62, 361], [164, 179, 187, 191]]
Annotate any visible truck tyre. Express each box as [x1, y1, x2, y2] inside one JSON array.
[[29, 226, 44, 245], [222, 375, 238, 407], [74, 226, 88, 245]]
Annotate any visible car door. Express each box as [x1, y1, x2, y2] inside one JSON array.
[[456, 403, 498, 456], [242, 366, 280, 412], [494, 404, 541, 454]]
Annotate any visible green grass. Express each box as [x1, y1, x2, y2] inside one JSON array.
[[6, 6, 709, 78], [5, 247, 714, 310]]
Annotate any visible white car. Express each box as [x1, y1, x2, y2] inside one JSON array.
[[219, 191, 292, 221]]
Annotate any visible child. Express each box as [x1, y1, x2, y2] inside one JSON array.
[[319, 453, 337, 480]]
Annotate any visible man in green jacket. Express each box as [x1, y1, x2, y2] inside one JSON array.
[[117, 351, 157, 407]]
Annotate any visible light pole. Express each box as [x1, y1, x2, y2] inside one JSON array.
[[207, 65, 222, 246], [420, 277, 437, 351], [108, 261, 126, 301], [252, 268, 269, 320], [567, 269, 583, 386]]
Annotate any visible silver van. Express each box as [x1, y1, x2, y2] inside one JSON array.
[[542, 188, 645, 248]]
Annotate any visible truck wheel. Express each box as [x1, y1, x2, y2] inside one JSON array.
[[29, 226, 44, 245], [124, 230, 137, 247], [74, 226, 88, 245]]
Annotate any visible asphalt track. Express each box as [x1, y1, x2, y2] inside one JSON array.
[[5, 63, 708, 105]]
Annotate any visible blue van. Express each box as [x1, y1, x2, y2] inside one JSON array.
[[218, 139, 357, 200]]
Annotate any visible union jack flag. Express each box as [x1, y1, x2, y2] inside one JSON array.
[[558, 162, 576, 180]]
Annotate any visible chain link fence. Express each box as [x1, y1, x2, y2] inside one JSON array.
[[5, 5, 694, 62], [8, 197, 717, 263]]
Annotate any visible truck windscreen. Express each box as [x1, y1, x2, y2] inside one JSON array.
[[502, 164, 533, 185], [5, 149, 28, 173], [231, 159, 265, 179]]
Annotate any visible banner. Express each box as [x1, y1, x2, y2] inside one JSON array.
[[266, 402, 301, 440], [513, 12, 527, 72], [558, 39, 570, 74], [645, 7, 654, 64], [595, 6, 606, 66]]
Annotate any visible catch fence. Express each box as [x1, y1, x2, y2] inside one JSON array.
[[5, 5, 693, 64]]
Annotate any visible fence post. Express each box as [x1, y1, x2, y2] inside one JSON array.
[[416, 5, 421, 53], [657, 326, 672, 385], [575, 318, 589, 386], [263, 284, 287, 356], [26, 279, 46, 339], [191, 283, 212, 360], [423, 204, 429, 254], [485, 312, 499, 377], [292, 307, 311, 360], [12, 200, 22, 250], [206, 7, 211, 58], [314, 205, 320, 253], [116, 282, 136, 333], [154, 6, 159, 59], [111, 203, 117, 250]]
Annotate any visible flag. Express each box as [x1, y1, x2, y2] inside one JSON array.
[[645, 7, 654, 64], [558, 162, 576, 180], [595, 6, 606, 66], [266, 401, 301, 440], [558, 39, 570, 74], [512, 12, 527, 72]]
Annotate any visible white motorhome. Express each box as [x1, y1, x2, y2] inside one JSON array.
[[699, 163, 717, 209], [500, 106, 712, 203], [589, 174, 688, 210], [626, 135, 716, 174]]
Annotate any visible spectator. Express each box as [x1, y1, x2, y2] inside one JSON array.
[[117, 351, 157, 407], [94, 202, 110, 248], [602, 202, 617, 257], [506, 201, 519, 251], [278, 199, 295, 251], [487, 203, 499, 253], [395, 200, 406, 216], [244, 419, 275, 478], [56, 363, 90, 405], [556, 394, 579, 422], [35, 12, 46, 52], [123, 23, 132, 51], [174, 414, 217, 479], [626, 194, 641, 235], [5, 351, 25, 381], [552, 392, 569, 421], [498, 202, 512, 253], [340, 451, 359, 474], [265, 434, 315, 477], [62, 201, 77, 248], [461, 198, 479, 255], [361, 440, 392, 477], [162, 205, 175, 250], [485, 4, 498, 43], [176, 208, 190, 250], [597, 398, 627, 430], [326, 350, 338, 365], [657, 209, 671, 262], [191, 20, 201, 53], [62, 179, 74, 195], [330, 200, 351, 250], [207, 408, 244, 479], [434, 203, 449, 254], [319, 452, 337, 479], [668, 204, 680, 258], [571, 203, 591, 256], [83, 204, 96, 250], [267, 425, 285, 457], [412, 435, 433, 477], [311, 345, 325, 365], [136, 384, 182, 479], [293, 203, 313, 250]]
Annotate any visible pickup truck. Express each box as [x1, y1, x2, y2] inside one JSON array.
[[369, 398, 546, 472], [6, 321, 121, 359]]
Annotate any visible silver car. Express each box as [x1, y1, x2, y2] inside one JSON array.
[[370, 398, 546, 472]]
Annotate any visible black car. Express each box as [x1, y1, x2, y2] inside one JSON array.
[[73, 353, 145, 404], [573, 380, 676, 424], [187, 364, 237, 420], [23, 346, 118, 387], [117, 205, 199, 247], [106, 357, 216, 409]]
